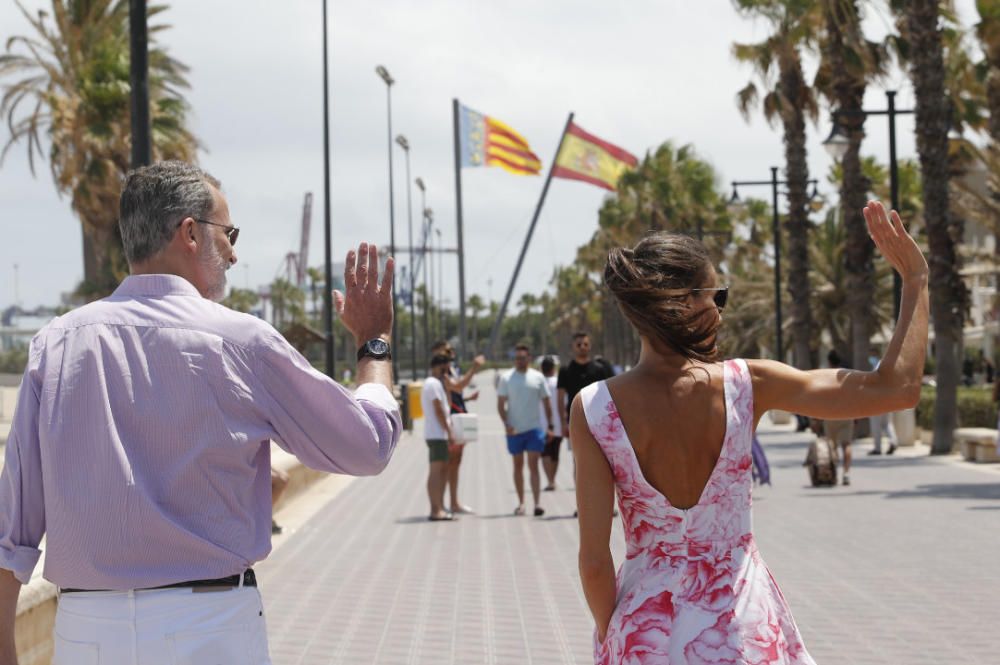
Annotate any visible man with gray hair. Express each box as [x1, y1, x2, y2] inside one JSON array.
[[0, 161, 400, 664]]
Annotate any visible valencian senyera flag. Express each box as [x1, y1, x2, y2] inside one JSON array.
[[459, 104, 542, 176], [552, 122, 638, 191]]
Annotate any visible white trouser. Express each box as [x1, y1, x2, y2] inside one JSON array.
[[870, 413, 897, 452], [53, 586, 271, 665]]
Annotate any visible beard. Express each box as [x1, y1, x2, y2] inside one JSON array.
[[199, 237, 229, 301]]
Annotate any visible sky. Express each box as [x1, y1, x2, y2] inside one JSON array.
[[0, 0, 983, 311]]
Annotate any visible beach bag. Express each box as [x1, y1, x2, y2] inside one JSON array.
[[450, 413, 479, 443], [804, 436, 837, 487]]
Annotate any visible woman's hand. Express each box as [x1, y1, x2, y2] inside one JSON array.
[[863, 200, 928, 283]]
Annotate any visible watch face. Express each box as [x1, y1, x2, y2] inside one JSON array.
[[367, 339, 390, 356]]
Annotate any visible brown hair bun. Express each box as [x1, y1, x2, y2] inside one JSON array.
[[604, 232, 720, 362]]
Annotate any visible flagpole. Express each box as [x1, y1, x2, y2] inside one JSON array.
[[452, 98, 469, 361], [486, 112, 574, 360]]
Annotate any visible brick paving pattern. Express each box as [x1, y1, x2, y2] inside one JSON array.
[[258, 374, 1000, 664]]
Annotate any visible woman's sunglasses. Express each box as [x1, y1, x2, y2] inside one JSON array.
[[691, 287, 728, 310]]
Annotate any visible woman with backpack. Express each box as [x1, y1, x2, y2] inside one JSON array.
[[573, 201, 928, 663]]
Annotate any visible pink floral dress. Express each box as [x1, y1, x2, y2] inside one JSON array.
[[580, 359, 815, 665]]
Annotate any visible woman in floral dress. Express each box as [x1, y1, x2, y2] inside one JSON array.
[[572, 201, 929, 664]]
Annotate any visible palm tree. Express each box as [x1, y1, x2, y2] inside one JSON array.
[[812, 157, 896, 362], [978, 0, 1000, 141], [467, 294, 485, 352], [516, 292, 539, 349], [0, 0, 197, 299], [813, 0, 889, 371], [720, 198, 783, 360], [269, 278, 305, 331], [306, 267, 324, 324], [894, 0, 966, 454], [733, 0, 821, 369], [222, 288, 259, 315]]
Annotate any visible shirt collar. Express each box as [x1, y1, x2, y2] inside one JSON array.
[[112, 274, 204, 299]]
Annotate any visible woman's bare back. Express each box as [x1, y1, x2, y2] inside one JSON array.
[[604, 362, 728, 510]]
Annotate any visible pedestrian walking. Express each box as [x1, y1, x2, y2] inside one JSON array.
[[574, 200, 928, 663], [497, 343, 554, 516], [539, 355, 565, 490], [0, 162, 401, 664], [867, 350, 898, 456], [823, 350, 856, 484], [558, 332, 614, 516], [557, 333, 615, 440], [429, 340, 485, 515], [422, 354, 458, 521], [270, 465, 290, 534]]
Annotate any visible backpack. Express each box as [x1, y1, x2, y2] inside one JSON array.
[[804, 436, 838, 487]]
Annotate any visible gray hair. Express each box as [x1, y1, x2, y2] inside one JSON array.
[[119, 161, 222, 264]]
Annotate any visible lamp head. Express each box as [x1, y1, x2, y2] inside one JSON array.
[[375, 65, 394, 86], [415, 177, 425, 191], [822, 120, 850, 161], [726, 186, 747, 216], [395, 135, 409, 151]]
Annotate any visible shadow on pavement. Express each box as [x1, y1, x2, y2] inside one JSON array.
[[770, 456, 934, 471], [394, 515, 463, 524], [884, 483, 1000, 501]]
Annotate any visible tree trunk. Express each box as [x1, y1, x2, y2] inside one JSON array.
[[906, 0, 966, 454], [822, 0, 873, 373], [82, 225, 99, 287], [778, 49, 815, 371], [78, 222, 121, 300]]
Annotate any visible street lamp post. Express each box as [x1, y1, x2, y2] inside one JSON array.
[[322, 0, 335, 380], [729, 168, 819, 363], [416, 177, 430, 376], [396, 135, 418, 381], [426, 208, 436, 346], [435, 228, 443, 339], [128, 0, 151, 167], [823, 90, 914, 320], [375, 65, 399, 379]]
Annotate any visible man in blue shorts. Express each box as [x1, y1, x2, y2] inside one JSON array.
[[497, 343, 554, 516]]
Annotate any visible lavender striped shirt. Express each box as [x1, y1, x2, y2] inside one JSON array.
[[0, 274, 401, 590]]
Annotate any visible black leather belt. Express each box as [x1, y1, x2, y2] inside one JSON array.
[[61, 569, 256, 593]]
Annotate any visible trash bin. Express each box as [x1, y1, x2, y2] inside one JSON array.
[[892, 407, 916, 446], [407, 382, 424, 420]]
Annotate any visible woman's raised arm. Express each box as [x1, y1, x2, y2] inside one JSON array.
[[751, 200, 929, 425]]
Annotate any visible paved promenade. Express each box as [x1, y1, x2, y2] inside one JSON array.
[[258, 374, 999, 664]]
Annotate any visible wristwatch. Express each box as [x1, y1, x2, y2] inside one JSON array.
[[357, 338, 391, 362]]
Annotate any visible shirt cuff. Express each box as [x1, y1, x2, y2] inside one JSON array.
[[354, 383, 400, 414], [0, 544, 42, 585]]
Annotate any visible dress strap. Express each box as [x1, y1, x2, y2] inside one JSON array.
[[724, 359, 755, 452], [578, 380, 603, 429]]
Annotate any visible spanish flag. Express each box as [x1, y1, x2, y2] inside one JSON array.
[[552, 122, 638, 191], [459, 104, 542, 176]]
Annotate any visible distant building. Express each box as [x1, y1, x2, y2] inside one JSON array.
[[0, 306, 59, 351]]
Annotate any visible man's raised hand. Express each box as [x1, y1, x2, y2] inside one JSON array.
[[333, 243, 394, 346]]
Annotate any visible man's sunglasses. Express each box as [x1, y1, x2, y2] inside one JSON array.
[[194, 219, 240, 246], [691, 287, 728, 310]]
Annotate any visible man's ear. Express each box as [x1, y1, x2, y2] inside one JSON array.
[[175, 217, 199, 253]]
